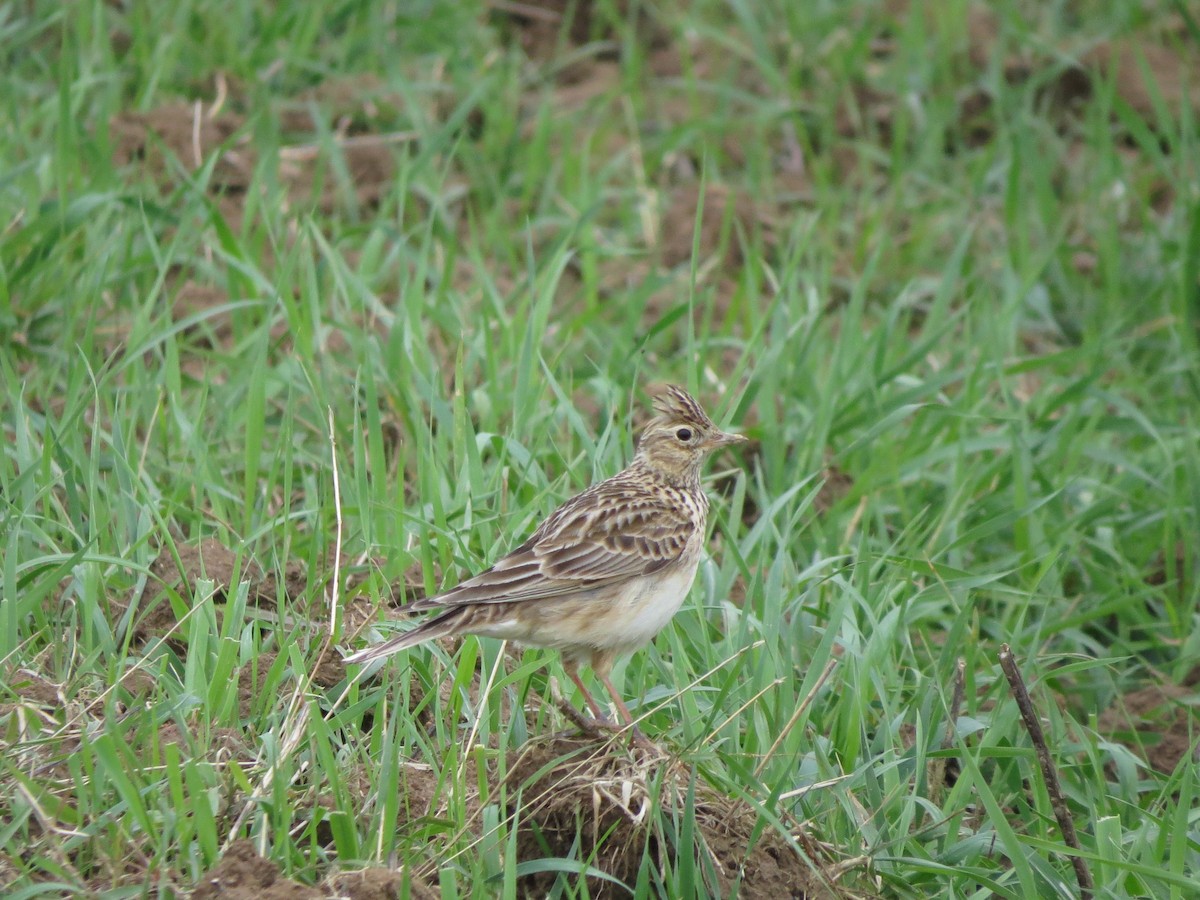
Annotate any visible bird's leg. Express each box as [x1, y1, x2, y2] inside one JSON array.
[[593, 656, 658, 751], [596, 670, 637, 727], [561, 655, 660, 752], [561, 657, 614, 727]]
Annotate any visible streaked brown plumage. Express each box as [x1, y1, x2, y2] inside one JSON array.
[[345, 384, 746, 735]]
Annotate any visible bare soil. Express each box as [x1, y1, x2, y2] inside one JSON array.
[[1098, 666, 1200, 775], [191, 839, 440, 900], [119, 538, 302, 647]]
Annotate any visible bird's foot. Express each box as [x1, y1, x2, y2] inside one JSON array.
[[553, 688, 614, 735], [564, 706, 663, 754], [625, 726, 662, 753], [551, 680, 665, 754], [577, 718, 664, 755]]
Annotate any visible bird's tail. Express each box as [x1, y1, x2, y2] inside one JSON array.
[[343, 607, 466, 664]]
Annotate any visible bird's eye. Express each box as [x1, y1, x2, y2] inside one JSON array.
[[675, 427, 693, 442]]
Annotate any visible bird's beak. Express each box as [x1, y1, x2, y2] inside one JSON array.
[[706, 430, 748, 450]]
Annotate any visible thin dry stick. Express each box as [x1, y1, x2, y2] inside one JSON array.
[[326, 406, 343, 638], [191, 100, 203, 168], [49, 582, 219, 747], [278, 130, 419, 162], [703, 676, 787, 746], [14, 781, 86, 880], [620, 96, 656, 248], [537, 640, 770, 751], [458, 639, 514, 781], [296, 407, 343, 706], [210, 72, 229, 117], [754, 656, 838, 779], [842, 494, 869, 546], [227, 412, 346, 851], [999, 644, 1094, 900]]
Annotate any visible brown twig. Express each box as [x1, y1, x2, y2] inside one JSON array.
[[278, 130, 419, 162], [999, 644, 1094, 900], [549, 676, 608, 740]]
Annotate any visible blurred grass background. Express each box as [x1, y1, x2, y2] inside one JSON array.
[[1, 0, 1198, 896]]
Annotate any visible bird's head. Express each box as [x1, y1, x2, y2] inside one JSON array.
[[634, 384, 747, 485]]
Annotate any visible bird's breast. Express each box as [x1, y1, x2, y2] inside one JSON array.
[[607, 558, 700, 651]]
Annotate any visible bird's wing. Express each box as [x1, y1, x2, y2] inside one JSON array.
[[411, 477, 697, 609]]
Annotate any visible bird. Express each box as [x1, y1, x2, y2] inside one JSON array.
[[345, 384, 746, 739]]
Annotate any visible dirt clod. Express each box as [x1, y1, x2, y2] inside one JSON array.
[[658, 183, 762, 270], [151, 539, 258, 592], [192, 840, 442, 900], [172, 281, 236, 347], [6, 670, 61, 707], [503, 736, 840, 898], [124, 539, 259, 644], [499, 0, 669, 68], [111, 103, 248, 186], [327, 867, 438, 900], [126, 539, 312, 646], [1081, 38, 1198, 122], [192, 840, 322, 900], [815, 463, 855, 514], [1098, 667, 1200, 774]]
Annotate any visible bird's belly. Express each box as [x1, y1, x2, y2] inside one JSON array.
[[482, 563, 699, 654], [605, 567, 697, 650]]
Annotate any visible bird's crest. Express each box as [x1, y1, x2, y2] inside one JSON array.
[[648, 383, 714, 429]]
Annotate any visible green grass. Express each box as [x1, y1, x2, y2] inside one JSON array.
[[2, 0, 1198, 897]]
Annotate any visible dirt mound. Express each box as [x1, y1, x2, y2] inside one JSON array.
[[108, 89, 407, 252], [126, 539, 394, 644], [191, 840, 439, 900], [121, 539, 301, 646], [2, 669, 61, 708], [1098, 666, 1200, 774], [192, 840, 316, 900], [328, 866, 439, 900], [502, 735, 843, 898], [111, 102, 249, 186], [496, 0, 670, 69]]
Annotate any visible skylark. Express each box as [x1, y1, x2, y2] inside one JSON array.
[[345, 384, 746, 737]]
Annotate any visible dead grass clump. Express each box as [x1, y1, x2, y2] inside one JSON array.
[[502, 735, 843, 898]]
